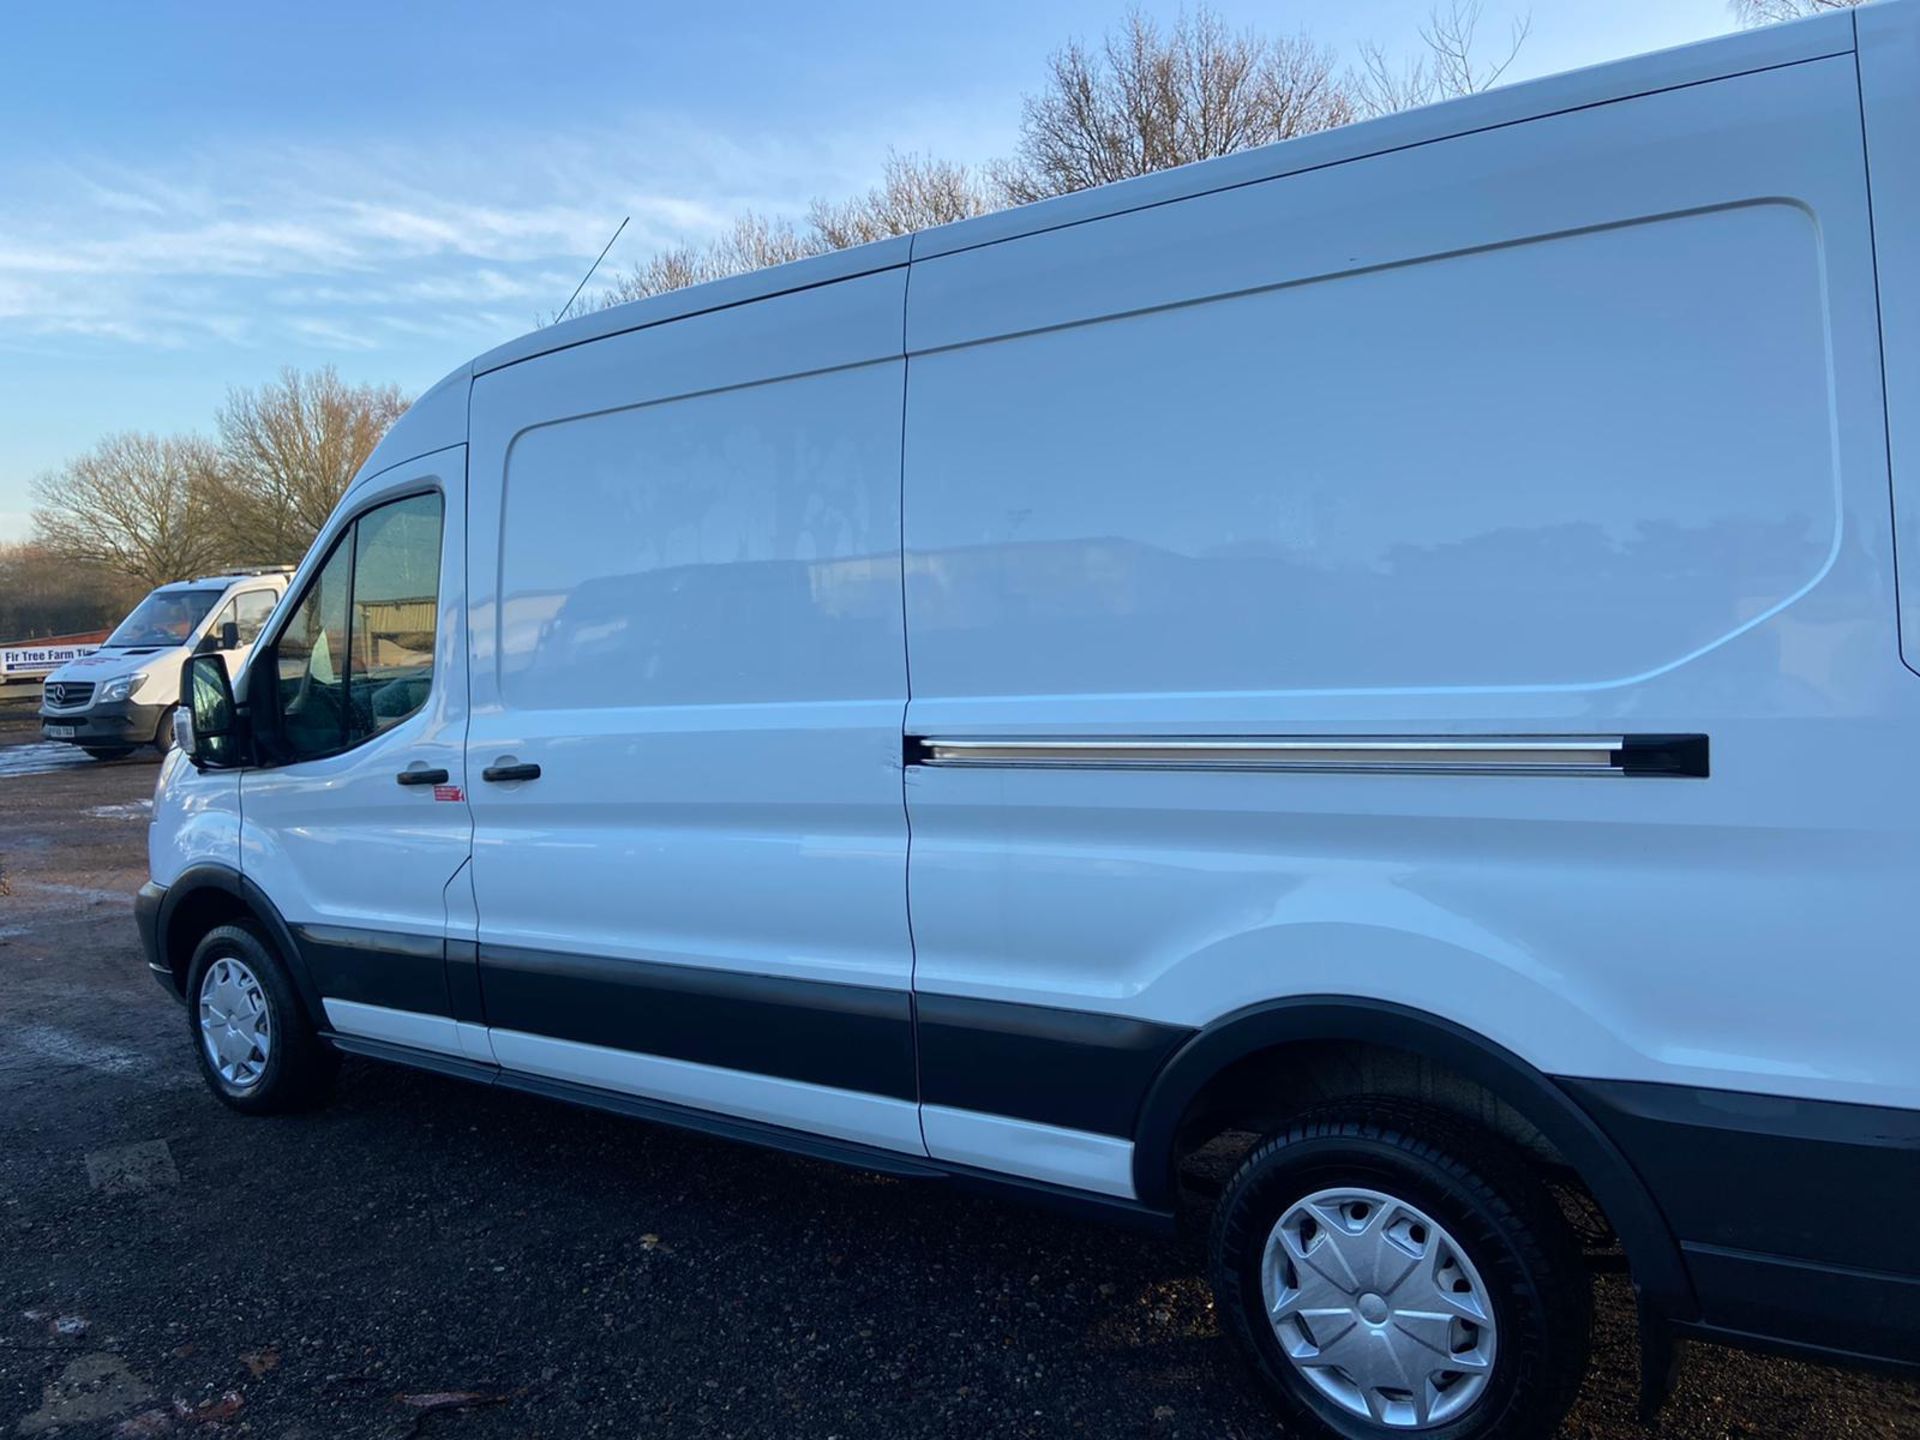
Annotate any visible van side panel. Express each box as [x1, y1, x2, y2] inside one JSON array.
[[463, 271, 923, 1154], [901, 54, 1916, 1122], [910, 203, 1833, 697], [1858, 2, 1920, 676]]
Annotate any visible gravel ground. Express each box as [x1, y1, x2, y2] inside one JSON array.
[[1, 687, 1916, 1440]]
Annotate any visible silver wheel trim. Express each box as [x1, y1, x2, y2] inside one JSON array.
[[197, 956, 272, 1089], [1261, 1186, 1498, 1430]]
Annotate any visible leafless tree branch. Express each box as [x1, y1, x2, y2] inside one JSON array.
[[1354, 2, 1532, 118], [1730, 0, 1863, 26], [217, 366, 411, 564], [569, 1, 1536, 310], [32, 433, 231, 588], [810, 151, 997, 249], [0, 542, 143, 641], [996, 6, 1353, 203]]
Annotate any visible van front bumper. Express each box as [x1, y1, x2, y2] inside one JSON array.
[[40, 698, 166, 748]]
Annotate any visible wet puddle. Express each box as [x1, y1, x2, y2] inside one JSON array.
[[0, 743, 111, 779]]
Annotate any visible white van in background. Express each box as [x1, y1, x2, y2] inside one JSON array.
[[139, 6, 1920, 1437], [40, 570, 289, 760]]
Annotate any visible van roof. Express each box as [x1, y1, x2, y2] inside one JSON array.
[[468, 4, 1857, 379], [470, 234, 910, 376], [358, 1, 1861, 493], [159, 568, 293, 591]]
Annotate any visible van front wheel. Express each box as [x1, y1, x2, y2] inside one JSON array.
[[1208, 1100, 1590, 1440], [185, 922, 337, 1114], [152, 705, 178, 755]]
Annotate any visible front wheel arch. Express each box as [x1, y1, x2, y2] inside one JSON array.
[[156, 865, 325, 1025]]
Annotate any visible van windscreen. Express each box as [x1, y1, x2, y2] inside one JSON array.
[[103, 588, 224, 649]]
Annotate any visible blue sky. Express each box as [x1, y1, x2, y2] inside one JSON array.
[[0, 0, 1754, 540]]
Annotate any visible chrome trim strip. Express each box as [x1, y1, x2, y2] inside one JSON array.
[[915, 737, 1628, 776]]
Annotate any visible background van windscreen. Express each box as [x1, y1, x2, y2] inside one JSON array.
[[104, 589, 223, 649]]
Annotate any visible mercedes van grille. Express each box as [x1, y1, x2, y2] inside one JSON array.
[[43, 681, 94, 710]]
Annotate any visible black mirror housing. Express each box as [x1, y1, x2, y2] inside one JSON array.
[[220, 620, 241, 650], [182, 652, 247, 769]]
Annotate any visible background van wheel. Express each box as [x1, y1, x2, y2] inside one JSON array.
[[81, 746, 135, 761], [152, 705, 178, 755], [1208, 1099, 1590, 1440], [185, 922, 337, 1114]]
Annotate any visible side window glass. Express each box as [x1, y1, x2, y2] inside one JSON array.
[[267, 491, 443, 763], [205, 601, 237, 651], [347, 493, 442, 740], [233, 590, 276, 645], [274, 542, 352, 761]]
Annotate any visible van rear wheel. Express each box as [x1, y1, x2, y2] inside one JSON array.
[[1208, 1100, 1590, 1440], [185, 922, 337, 1114]]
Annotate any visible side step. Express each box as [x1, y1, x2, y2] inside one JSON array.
[[323, 1031, 1177, 1234]]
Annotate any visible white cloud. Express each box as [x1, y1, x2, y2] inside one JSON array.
[[0, 114, 896, 357], [285, 316, 384, 352]]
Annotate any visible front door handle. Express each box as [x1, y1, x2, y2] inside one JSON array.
[[482, 761, 542, 783], [396, 767, 450, 787]]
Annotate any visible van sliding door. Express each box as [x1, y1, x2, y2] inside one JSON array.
[[897, 49, 1901, 1199]]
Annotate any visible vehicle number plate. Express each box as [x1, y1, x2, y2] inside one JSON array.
[[45, 725, 76, 739]]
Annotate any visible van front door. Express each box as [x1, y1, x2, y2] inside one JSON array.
[[198, 586, 279, 682], [239, 448, 478, 1059]]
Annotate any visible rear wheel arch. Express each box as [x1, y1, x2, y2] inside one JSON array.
[[1133, 996, 1696, 1319]]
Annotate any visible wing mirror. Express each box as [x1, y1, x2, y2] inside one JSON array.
[[181, 652, 247, 768], [196, 621, 242, 653]]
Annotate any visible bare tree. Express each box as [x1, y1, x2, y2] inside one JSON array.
[[810, 151, 998, 249], [1354, 2, 1532, 117], [218, 366, 410, 564], [32, 433, 229, 588], [582, 159, 996, 313], [0, 542, 143, 641], [1730, 0, 1864, 24], [995, 5, 1353, 203], [568, 0, 1527, 311], [589, 213, 822, 309]]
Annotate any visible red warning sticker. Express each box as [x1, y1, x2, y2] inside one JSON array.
[[433, 785, 465, 803]]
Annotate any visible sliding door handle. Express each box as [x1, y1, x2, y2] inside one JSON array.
[[482, 761, 542, 783], [395, 767, 450, 786]]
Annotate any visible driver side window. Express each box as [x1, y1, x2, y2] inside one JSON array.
[[269, 491, 443, 764], [275, 541, 352, 762]]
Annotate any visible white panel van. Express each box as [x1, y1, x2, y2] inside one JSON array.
[[40, 569, 290, 760], [140, 8, 1920, 1435]]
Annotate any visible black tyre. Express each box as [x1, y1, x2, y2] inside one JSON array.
[[152, 705, 178, 755], [185, 922, 338, 1114], [1208, 1100, 1591, 1440], [81, 746, 135, 761]]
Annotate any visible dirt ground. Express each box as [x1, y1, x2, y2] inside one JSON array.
[[1, 684, 1915, 1439]]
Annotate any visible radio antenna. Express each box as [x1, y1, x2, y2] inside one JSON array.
[[555, 215, 630, 324]]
